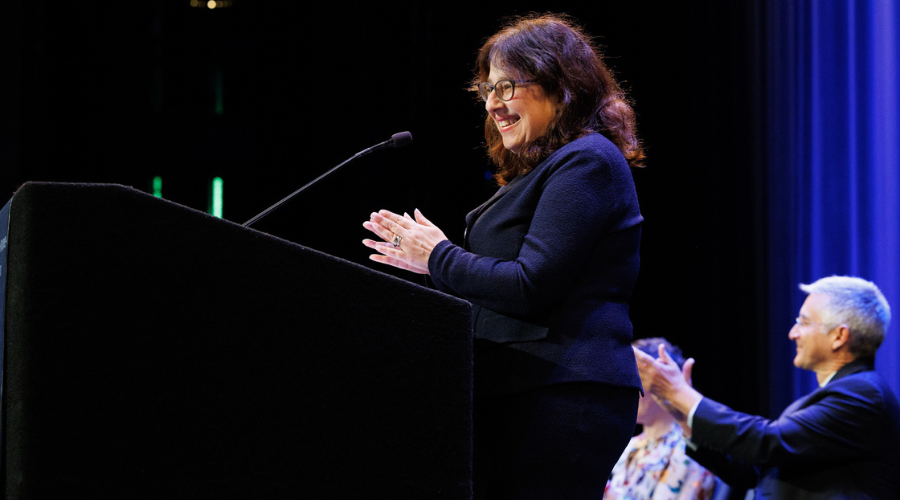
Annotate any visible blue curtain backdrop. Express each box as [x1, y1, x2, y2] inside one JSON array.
[[766, 0, 900, 415]]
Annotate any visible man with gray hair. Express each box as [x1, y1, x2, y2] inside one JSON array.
[[635, 276, 900, 499]]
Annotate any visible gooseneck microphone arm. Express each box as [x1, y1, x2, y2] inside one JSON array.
[[242, 131, 413, 227]]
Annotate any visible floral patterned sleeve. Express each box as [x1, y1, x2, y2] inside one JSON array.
[[604, 424, 716, 500]]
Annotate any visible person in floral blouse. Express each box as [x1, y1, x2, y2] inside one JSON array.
[[604, 338, 715, 500]]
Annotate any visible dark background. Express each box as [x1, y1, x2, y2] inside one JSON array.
[[1, 2, 770, 416]]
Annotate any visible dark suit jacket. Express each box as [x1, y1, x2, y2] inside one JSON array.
[[428, 133, 643, 394], [688, 358, 900, 499]]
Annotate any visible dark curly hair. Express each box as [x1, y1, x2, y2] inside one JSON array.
[[473, 13, 645, 185]]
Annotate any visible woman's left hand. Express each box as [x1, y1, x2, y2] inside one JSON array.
[[362, 208, 447, 275]]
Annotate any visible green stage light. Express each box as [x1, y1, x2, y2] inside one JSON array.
[[209, 177, 223, 218]]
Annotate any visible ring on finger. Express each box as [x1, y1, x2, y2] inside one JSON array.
[[391, 234, 402, 248]]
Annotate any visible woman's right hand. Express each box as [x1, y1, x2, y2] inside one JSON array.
[[362, 208, 447, 275]]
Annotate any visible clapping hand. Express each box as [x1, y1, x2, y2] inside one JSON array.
[[363, 209, 448, 275], [634, 344, 702, 433]]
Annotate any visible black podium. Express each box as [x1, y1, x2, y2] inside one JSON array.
[[0, 182, 473, 499]]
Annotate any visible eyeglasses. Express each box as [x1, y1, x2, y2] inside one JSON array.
[[794, 317, 832, 331], [476, 79, 536, 102]]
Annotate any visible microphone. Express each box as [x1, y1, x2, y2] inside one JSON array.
[[371, 131, 413, 151], [242, 132, 413, 227], [391, 131, 414, 147]]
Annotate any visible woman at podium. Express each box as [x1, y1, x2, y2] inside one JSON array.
[[363, 13, 645, 498]]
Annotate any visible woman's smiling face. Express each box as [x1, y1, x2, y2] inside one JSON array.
[[485, 64, 558, 153]]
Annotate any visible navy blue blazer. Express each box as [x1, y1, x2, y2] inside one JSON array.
[[688, 358, 900, 499], [428, 133, 643, 394]]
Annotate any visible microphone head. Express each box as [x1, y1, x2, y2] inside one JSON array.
[[390, 131, 413, 148]]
